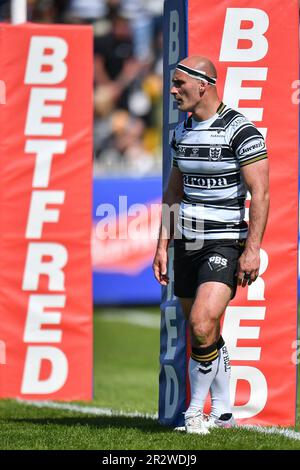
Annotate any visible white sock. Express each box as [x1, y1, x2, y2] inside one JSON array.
[[186, 343, 219, 417], [210, 336, 232, 418]]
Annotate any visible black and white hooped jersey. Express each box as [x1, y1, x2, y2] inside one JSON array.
[[171, 102, 267, 239]]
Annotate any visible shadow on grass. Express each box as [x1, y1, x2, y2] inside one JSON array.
[[4, 415, 173, 434]]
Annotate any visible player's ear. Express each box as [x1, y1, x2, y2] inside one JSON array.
[[198, 80, 206, 95]]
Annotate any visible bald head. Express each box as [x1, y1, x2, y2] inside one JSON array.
[[179, 56, 217, 81], [171, 55, 220, 119]]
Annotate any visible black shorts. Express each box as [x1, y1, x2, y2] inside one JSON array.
[[174, 237, 245, 299]]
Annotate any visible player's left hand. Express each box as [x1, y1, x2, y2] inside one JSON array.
[[237, 247, 260, 287]]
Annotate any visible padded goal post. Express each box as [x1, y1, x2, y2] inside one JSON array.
[[160, 0, 299, 427], [0, 23, 93, 400]]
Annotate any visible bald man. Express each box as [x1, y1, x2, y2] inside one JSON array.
[[153, 56, 269, 434]]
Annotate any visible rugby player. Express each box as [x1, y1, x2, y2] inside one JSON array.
[[153, 55, 269, 434]]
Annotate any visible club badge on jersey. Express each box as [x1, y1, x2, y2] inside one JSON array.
[[209, 145, 222, 161]]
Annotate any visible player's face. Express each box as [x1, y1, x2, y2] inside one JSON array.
[[170, 70, 202, 112]]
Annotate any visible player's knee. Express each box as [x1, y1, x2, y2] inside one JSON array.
[[203, 303, 221, 323], [190, 307, 218, 343], [190, 318, 211, 344]]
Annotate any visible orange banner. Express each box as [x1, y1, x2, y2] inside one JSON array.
[[0, 24, 93, 399], [188, 0, 298, 425]]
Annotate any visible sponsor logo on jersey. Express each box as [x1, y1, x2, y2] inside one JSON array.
[[178, 145, 186, 157], [183, 174, 228, 188], [208, 255, 228, 271], [230, 116, 248, 129], [238, 138, 265, 156], [210, 132, 225, 138]]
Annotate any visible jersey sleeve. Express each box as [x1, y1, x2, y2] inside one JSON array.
[[228, 116, 267, 167], [171, 130, 178, 168]]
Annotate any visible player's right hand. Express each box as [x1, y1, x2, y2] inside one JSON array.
[[152, 248, 169, 285]]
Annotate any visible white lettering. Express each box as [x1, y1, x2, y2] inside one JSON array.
[[223, 306, 266, 360], [165, 306, 177, 360], [169, 10, 179, 65], [25, 139, 67, 188], [26, 190, 65, 239], [22, 34, 70, 396], [25, 37, 68, 84], [248, 249, 268, 300], [24, 295, 65, 343], [220, 8, 269, 62], [164, 364, 179, 419], [22, 242, 68, 291], [25, 87, 67, 136], [231, 366, 268, 418], [21, 346, 68, 394], [223, 67, 268, 122]]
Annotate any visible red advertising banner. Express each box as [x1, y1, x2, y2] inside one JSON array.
[[0, 24, 93, 399], [188, 0, 298, 425]]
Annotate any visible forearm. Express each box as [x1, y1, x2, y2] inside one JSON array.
[[238, 151, 269, 285], [153, 189, 181, 285], [246, 190, 270, 250], [157, 189, 182, 251]]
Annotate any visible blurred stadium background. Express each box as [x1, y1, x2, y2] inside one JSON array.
[[2, 0, 164, 305], [0, 0, 164, 303], [0, 0, 299, 451]]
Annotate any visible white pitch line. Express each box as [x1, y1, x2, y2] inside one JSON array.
[[100, 311, 160, 329], [175, 424, 300, 442], [16, 399, 158, 420], [16, 400, 300, 442], [243, 425, 300, 441]]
